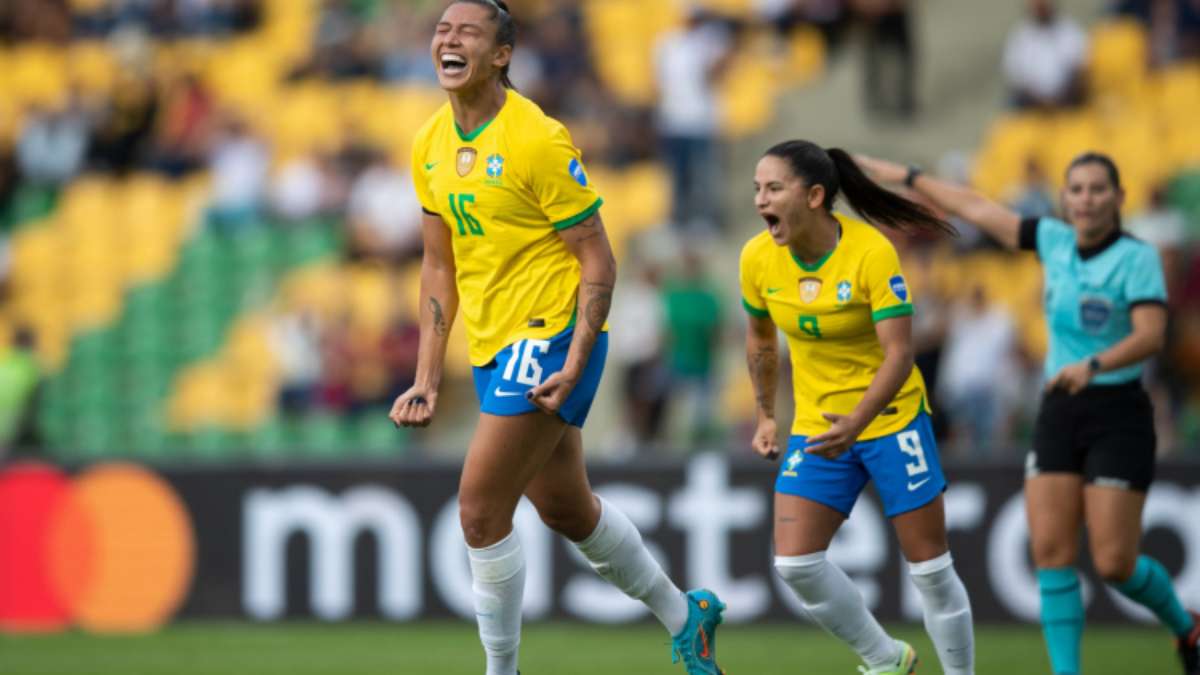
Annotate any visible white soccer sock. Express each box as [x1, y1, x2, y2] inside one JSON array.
[[909, 552, 975, 675], [468, 531, 525, 675], [574, 496, 689, 635], [775, 552, 899, 669]]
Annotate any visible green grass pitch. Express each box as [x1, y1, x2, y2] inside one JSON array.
[[1, 621, 1176, 674]]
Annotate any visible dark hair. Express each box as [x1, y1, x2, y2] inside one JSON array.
[[763, 140, 955, 236], [451, 0, 517, 89], [1066, 151, 1122, 189]]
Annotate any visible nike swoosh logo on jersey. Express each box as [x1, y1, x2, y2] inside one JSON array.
[[907, 477, 931, 491], [766, 287, 783, 294], [494, 388, 523, 398], [424, 162, 440, 171]]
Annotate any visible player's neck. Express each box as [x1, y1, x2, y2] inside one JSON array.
[[788, 214, 840, 266], [449, 83, 508, 138], [1075, 221, 1119, 251]]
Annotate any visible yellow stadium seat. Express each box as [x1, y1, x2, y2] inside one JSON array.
[[1088, 20, 1148, 103], [7, 45, 69, 108], [784, 26, 826, 86], [720, 54, 776, 138], [67, 41, 118, 97]]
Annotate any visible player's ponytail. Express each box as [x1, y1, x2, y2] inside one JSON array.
[[764, 140, 954, 236], [454, 0, 517, 89], [825, 148, 955, 236]]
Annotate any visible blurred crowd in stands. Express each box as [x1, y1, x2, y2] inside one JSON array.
[[0, 0, 1197, 463]]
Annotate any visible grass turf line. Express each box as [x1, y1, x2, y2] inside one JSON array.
[[1, 621, 1174, 674]]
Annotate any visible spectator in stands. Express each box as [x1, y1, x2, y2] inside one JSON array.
[[88, 70, 158, 175], [151, 73, 214, 178], [1002, 0, 1088, 109], [608, 256, 670, 452], [0, 0, 71, 43], [270, 151, 346, 222], [758, 0, 850, 48], [654, 7, 734, 234], [937, 285, 1020, 457], [1113, 0, 1200, 64], [15, 97, 91, 188], [0, 326, 41, 460], [345, 150, 422, 263], [1010, 157, 1057, 220], [207, 113, 269, 230], [662, 248, 725, 447], [854, 0, 917, 118]]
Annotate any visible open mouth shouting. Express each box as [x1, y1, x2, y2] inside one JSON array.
[[440, 53, 468, 77]]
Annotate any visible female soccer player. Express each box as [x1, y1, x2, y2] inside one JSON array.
[[855, 151, 1199, 675], [389, 2, 724, 674], [741, 141, 976, 675]]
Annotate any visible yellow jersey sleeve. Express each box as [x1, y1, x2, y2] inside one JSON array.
[[863, 241, 914, 322], [410, 131, 437, 213], [739, 239, 769, 318], [529, 124, 603, 230]]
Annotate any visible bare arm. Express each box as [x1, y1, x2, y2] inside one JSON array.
[[805, 316, 915, 456], [745, 314, 780, 422], [527, 213, 616, 413], [389, 212, 458, 427], [1048, 304, 1168, 394], [855, 154, 1024, 250], [746, 313, 782, 460]]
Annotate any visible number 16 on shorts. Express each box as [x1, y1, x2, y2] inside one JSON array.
[[502, 339, 550, 387]]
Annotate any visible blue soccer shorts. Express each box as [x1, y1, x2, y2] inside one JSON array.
[[775, 412, 946, 518], [472, 326, 607, 428]]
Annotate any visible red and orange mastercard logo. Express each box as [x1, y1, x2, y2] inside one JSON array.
[[0, 462, 195, 634]]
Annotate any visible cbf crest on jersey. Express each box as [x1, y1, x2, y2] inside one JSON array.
[[486, 154, 504, 178], [457, 147, 477, 177], [836, 280, 852, 304], [799, 277, 823, 304]]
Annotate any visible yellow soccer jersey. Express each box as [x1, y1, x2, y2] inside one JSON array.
[[412, 91, 603, 366], [740, 213, 930, 440]]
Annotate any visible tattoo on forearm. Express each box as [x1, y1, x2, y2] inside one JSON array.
[[429, 297, 448, 337], [583, 281, 613, 332], [749, 344, 779, 416]]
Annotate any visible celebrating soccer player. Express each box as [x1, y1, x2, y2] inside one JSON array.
[[857, 151, 1200, 675], [389, 2, 725, 674], [740, 141, 976, 675]]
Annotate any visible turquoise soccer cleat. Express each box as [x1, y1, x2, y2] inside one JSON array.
[[670, 589, 726, 674]]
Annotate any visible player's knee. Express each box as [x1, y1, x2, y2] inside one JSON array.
[[536, 495, 598, 541], [1093, 549, 1138, 584], [458, 496, 509, 548], [1030, 536, 1078, 568]]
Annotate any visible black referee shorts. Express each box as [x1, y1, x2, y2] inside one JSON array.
[[1027, 381, 1156, 492]]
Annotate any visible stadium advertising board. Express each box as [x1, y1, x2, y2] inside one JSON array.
[[1, 456, 1197, 632]]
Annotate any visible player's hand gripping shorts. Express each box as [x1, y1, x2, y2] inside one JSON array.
[[472, 326, 607, 428], [776, 412, 946, 517]]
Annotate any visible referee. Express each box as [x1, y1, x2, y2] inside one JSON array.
[[855, 152, 1198, 675]]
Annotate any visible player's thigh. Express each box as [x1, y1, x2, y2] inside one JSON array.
[[1083, 484, 1146, 582], [891, 494, 949, 563], [459, 412, 569, 540], [1025, 473, 1085, 567], [774, 493, 845, 556], [523, 426, 600, 542]]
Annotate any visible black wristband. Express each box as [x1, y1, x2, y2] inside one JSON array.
[[1088, 356, 1102, 373], [904, 165, 923, 188]]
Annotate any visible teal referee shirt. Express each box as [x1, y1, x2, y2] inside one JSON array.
[[1019, 216, 1168, 385]]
